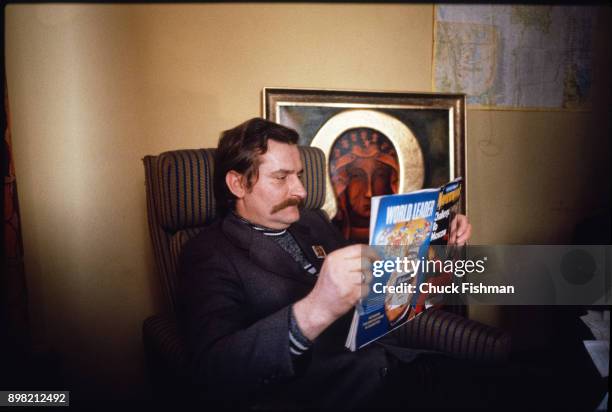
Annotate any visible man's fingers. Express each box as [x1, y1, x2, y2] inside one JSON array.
[[454, 222, 472, 246], [340, 246, 375, 265], [332, 245, 379, 279], [363, 245, 381, 262], [339, 256, 375, 287], [344, 259, 366, 274], [449, 214, 473, 245], [336, 244, 379, 260]]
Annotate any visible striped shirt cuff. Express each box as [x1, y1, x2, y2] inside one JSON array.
[[289, 305, 313, 356]]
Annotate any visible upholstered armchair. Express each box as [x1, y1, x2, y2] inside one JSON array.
[[141, 146, 511, 401]]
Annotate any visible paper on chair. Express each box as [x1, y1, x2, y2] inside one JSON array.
[[581, 310, 610, 341], [583, 340, 609, 378]]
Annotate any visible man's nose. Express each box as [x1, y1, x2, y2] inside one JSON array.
[[292, 175, 307, 199]]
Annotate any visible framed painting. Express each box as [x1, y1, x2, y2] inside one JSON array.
[[263, 88, 466, 243]]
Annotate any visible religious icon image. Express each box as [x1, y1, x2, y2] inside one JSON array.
[[329, 128, 400, 243]]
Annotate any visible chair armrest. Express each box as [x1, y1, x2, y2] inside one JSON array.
[[395, 308, 511, 363], [142, 313, 190, 379]]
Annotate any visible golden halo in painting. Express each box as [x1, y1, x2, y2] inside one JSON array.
[[310, 109, 425, 221]]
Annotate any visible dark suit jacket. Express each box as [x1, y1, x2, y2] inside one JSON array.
[[178, 209, 420, 409]]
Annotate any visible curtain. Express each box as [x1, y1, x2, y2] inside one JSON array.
[[2, 73, 31, 355]]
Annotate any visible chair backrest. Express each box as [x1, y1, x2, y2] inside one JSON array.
[[143, 146, 327, 313]]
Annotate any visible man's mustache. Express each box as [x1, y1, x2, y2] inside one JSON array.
[[270, 197, 304, 214]]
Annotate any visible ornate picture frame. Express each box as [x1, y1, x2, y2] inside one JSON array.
[[263, 87, 466, 242]]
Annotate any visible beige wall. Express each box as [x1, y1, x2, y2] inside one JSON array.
[[5, 4, 610, 400]]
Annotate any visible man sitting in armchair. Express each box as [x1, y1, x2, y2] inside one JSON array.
[[178, 118, 490, 410]]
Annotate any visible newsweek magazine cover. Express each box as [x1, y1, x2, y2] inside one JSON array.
[[345, 186, 440, 351]]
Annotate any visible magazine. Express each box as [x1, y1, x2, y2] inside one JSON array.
[[344, 178, 463, 351], [415, 177, 463, 313]]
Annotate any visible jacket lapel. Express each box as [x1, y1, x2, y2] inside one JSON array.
[[222, 213, 316, 286], [289, 219, 326, 275]]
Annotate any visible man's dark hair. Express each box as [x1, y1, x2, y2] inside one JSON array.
[[214, 118, 299, 214]]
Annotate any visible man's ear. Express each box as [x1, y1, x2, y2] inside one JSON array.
[[226, 170, 246, 199]]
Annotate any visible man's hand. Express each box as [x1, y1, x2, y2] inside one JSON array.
[[448, 213, 472, 246], [293, 244, 377, 341]]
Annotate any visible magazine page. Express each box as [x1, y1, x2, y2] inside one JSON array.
[[345, 188, 440, 351], [415, 177, 463, 312]]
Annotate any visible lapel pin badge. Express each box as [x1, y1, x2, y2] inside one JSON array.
[[312, 245, 327, 259]]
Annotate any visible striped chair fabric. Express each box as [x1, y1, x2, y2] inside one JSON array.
[[156, 149, 217, 233], [395, 308, 510, 362]]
